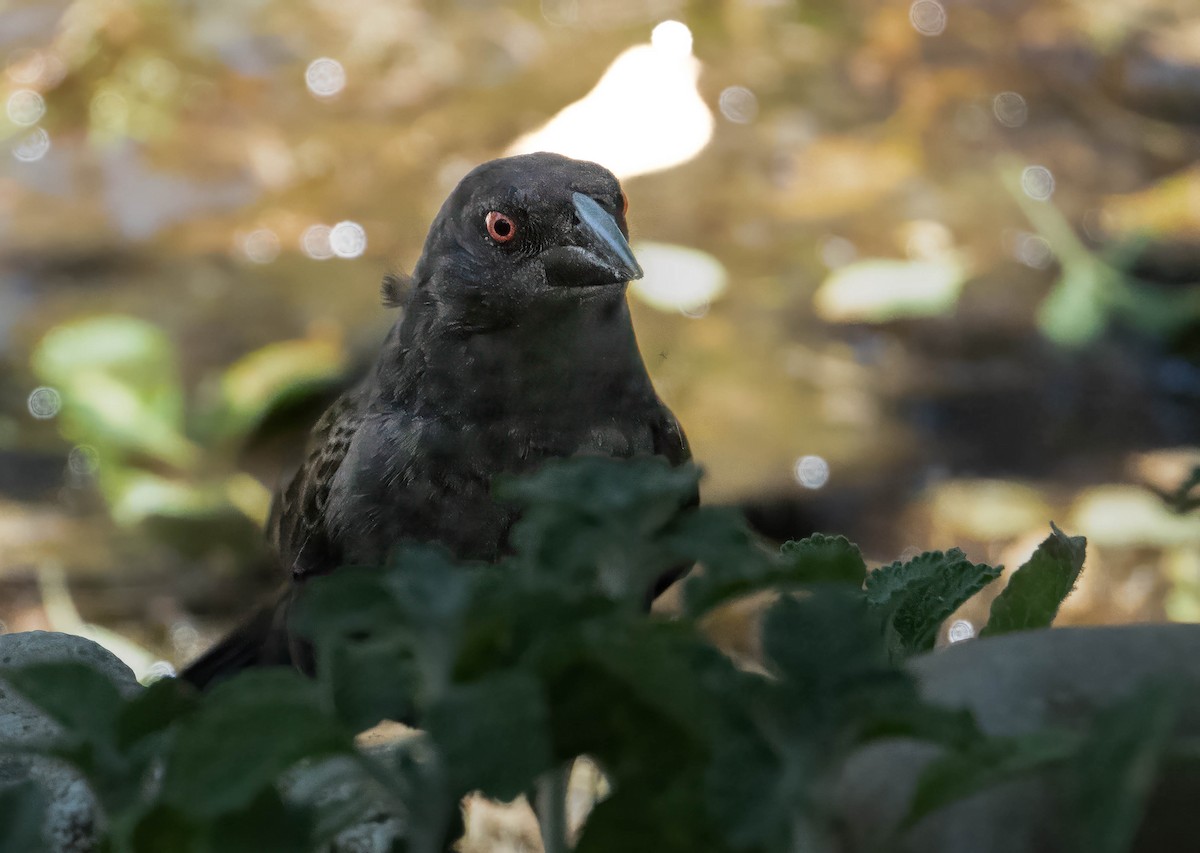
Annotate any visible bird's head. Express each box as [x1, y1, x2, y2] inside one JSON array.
[[410, 152, 642, 329]]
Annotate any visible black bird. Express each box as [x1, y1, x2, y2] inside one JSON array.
[[182, 152, 693, 688]]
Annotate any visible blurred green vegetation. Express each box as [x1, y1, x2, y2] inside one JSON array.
[[7, 457, 1181, 853], [0, 0, 1198, 650], [30, 314, 345, 530]]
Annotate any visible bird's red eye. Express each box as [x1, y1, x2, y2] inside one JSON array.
[[620, 192, 629, 216], [485, 211, 516, 244]]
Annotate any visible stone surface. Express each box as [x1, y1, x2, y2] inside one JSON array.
[[0, 631, 141, 853], [835, 624, 1200, 853]]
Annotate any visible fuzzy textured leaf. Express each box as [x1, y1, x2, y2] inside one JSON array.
[[425, 669, 551, 801], [779, 534, 867, 586], [161, 670, 353, 818], [681, 528, 863, 617], [866, 550, 1002, 659], [982, 523, 1085, 636]]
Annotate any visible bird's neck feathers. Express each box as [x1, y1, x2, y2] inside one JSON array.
[[374, 287, 656, 418]]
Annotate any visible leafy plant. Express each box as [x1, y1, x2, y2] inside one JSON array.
[[0, 457, 1186, 853], [30, 315, 346, 532], [981, 523, 1085, 637], [1156, 465, 1200, 515], [1005, 165, 1200, 347]]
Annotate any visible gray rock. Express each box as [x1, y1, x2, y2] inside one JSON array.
[[0, 631, 142, 853], [835, 624, 1200, 853]]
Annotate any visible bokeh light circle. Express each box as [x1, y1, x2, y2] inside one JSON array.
[[306, 57, 346, 98], [794, 455, 830, 489], [28, 386, 61, 419], [1021, 165, 1055, 201], [909, 0, 947, 36], [330, 221, 367, 258]]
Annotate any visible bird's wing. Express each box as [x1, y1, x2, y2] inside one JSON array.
[[650, 405, 693, 467], [650, 404, 698, 507], [268, 387, 368, 580], [646, 405, 698, 602]]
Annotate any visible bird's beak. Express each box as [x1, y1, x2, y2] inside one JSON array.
[[540, 192, 644, 287]]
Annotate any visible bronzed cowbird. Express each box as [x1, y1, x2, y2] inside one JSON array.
[[181, 152, 692, 688]]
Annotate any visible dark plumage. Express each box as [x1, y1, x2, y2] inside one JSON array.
[[181, 152, 692, 689]]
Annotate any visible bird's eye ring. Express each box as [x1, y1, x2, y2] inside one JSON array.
[[485, 211, 516, 244]]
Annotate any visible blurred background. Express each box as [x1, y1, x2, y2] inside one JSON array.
[[1, 0, 1198, 678]]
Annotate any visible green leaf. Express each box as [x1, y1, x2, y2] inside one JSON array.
[[2, 662, 125, 744], [906, 731, 1080, 827], [291, 569, 401, 642], [102, 471, 240, 527], [59, 370, 198, 468], [1162, 465, 1200, 514], [762, 589, 971, 744], [866, 549, 1002, 660], [982, 523, 1085, 637], [0, 781, 48, 853], [497, 455, 699, 521], [713, 590, 978, 851], [762, 591, 892, 700], [207, 335, 346, 441], [425, 669, 551, 802], [704, 707, 796, 851], [571, 620, 732, 749], [500, 457, 699, 604], [579, 772, 730, 853], [294, 550, 473, 723], [1072, 682, 1182, 853], [291, 569, 417, 728], [205, 786, 315, 853], [32, 316, 195, 468], [779, 534, 867, 586], [537, 614, 738, 788], [32, 316, 175, 386], [161, 669, 353, 818], [524, 616, 725, 850], [31, 316, 182, 421], [323, 637, 419, 731], [1036, 259, 1112, 346], [679, 527, 866, 619], [101, 676, 200, 816], [132, 790, 316, 853], [130, 804, 197, 853], [116, 674, 198, 750], [383, 547, 475, 706]]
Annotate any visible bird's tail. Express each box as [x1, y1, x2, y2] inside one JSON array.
[[179, 590, 295, 690]]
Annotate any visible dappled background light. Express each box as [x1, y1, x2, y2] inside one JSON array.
[[793, 455, 830, 490], [629, 242, 727, 314], [508, 20, 713, 178], [0, 0, 1198, 677]]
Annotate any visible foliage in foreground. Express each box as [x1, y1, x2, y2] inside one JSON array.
[[0, 457, 1188, 853]]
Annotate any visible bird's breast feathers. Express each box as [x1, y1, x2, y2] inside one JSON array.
[[320, 405, 666, 562]]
